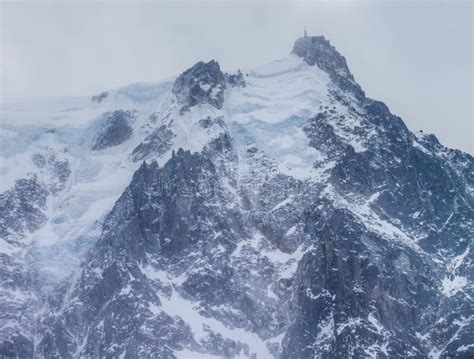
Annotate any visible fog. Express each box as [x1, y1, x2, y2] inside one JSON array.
[[1, 1, 472, 153]]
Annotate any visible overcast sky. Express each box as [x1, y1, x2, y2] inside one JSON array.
[[1, 1, 472, 153]]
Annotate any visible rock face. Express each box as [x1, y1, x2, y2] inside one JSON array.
[[173, 60, 226, 111], [91, 91, 109, 103], [292, 35, 365, 99], [131, 125, 175, 162], [0, 153, 71, 359], [225, 70, 246, 87], [0, 178, 48, 240], [0, 177, 47, 358], [92, 110, 134, 150], [1, 35, 473, 359]]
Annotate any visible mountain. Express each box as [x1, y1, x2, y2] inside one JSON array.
[[0, 35, 472, 359]]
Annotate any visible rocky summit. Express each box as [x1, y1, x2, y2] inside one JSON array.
[[0, 35, 473, 359]]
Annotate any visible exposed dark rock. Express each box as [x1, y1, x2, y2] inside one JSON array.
[[31, 153, 71, 193], [131, 125, 175, 162], [199, 116, 225, 129], [92, 91, 109, 103], [92, 110, 134, 150], [173, 60, 226, 111], [292, 36, 365, 99], [225, 70, 246, 87], [0, 177, 48, 239], [304, 113, 348, 161]]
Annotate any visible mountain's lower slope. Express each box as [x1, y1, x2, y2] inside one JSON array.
[[1, 36, 473, 358]]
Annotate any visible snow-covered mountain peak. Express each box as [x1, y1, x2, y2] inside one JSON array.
[[292, 35, 349, 76], [1, 35, 473, 359]]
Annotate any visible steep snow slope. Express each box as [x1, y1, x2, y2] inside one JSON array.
[[226, 55, 331, 179], [1, 35, 473, 358], [0, 54, 331, 283]]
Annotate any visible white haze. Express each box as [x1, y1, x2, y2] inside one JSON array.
[[1, 1, 472, 153]]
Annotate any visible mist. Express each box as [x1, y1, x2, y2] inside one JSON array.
[[1, 1, 472, 153]]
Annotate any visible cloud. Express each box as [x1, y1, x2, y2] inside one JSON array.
[[0, 1, 472, 153]]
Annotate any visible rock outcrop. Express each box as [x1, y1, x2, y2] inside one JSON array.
[[173, 60, 226, 111], [92, 110, 134, 150]]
